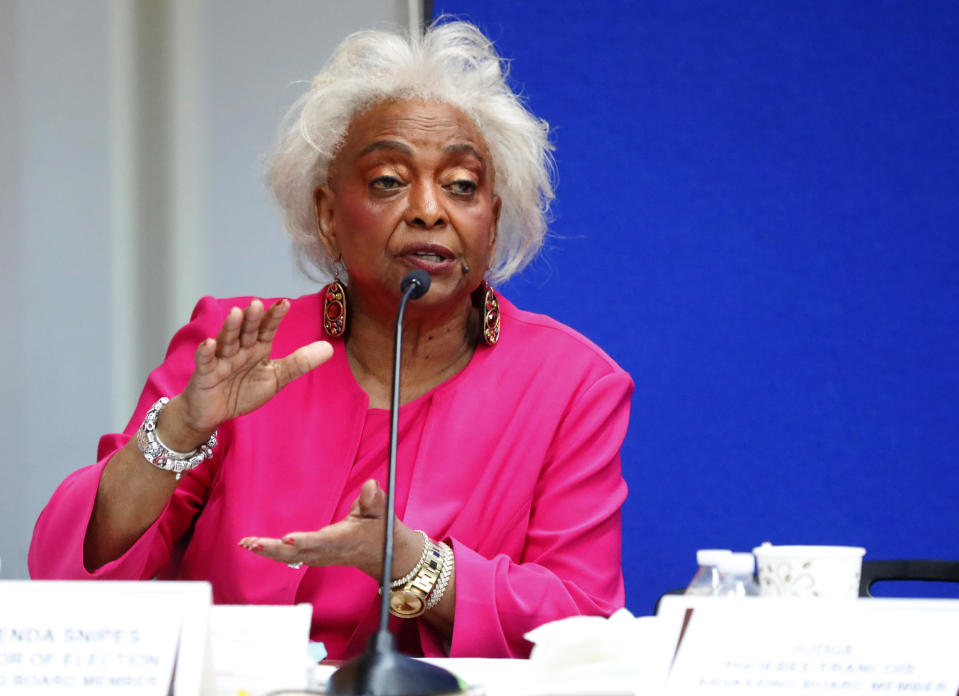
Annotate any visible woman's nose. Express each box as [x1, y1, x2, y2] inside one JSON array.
[[405, 181, 447, 229]]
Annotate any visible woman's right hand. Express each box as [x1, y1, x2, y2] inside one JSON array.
[[158, 299, 333, 450]]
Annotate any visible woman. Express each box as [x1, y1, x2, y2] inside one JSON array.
[[29, 21, 632, 659]]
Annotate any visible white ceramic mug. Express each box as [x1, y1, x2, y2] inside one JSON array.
[[753, 543, 865, 598]]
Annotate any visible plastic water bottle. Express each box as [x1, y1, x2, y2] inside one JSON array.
[[714, 552, 761, 597], [685, 549, 733, 595]]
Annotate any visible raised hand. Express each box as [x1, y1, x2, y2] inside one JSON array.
[[84, 298, 332, 570], [164, 299, 333, 448], [238, 479, 422, 581]]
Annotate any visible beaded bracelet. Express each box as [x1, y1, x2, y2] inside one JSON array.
[[389, 530, 430, 589], [424, 541, 454, 611], [135, 397, 218, 480]]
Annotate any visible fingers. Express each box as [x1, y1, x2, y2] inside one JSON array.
[[356, 479, 386, 518], [257, 299, 290, 344], [238, 532, 330, 568], [193, 337, 217, 375], [237, 537, 265, 552], [238, 300, 265, 348], [239, 506, 389, 576], [214, 306, 243, 358], [237, 536, 301, 565], [207, 299, 291, 361], [272, 341, 334, 391]]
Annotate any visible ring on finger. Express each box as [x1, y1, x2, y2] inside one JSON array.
[[288, 561, 303, 570]]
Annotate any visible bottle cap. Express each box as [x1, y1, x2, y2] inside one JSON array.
[[696, 549, 733, 566], [718, 552, 756, 575]]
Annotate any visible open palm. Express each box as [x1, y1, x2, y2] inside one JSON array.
[[180, 299, 333, 434]]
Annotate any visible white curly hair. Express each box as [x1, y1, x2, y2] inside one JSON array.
[[267, 19, 555, 284]]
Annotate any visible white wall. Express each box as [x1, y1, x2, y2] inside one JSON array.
[[1, 0, 115, 582], [1, 0, 415, 579]]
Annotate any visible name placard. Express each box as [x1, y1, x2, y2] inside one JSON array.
[[657, 596, 959, 695], [0, 581, 212, 696], [209, 603, 313, 694]]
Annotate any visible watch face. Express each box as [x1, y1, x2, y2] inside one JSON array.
[[390, 589, 425, 617]]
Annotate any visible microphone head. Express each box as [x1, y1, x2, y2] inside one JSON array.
[[400, 269, 431, 300]]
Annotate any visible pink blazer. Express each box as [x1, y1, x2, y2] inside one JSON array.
[[29, 292, 632, 658]]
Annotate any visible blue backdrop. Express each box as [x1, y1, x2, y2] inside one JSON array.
[[434, 1, 959, 611]]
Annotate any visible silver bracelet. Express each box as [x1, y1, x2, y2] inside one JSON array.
[[135, 397, 218, 480], [388, 530, 430, 589], [425, 541, 454, 611]]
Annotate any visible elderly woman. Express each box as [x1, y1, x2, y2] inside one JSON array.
[[29, 21, 632, 659]]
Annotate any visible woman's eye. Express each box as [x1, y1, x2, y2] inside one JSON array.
[[447, 179, 477, 195], [370, 176, 402, 191]]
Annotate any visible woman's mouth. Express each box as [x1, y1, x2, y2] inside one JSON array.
[[413, 251, 446, 263], [401, 245, 457, 272]]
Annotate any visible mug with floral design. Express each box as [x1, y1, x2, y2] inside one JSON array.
[[753, 543, 866, 598]]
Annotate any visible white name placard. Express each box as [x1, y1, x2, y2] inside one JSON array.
[[657, 596, 959, 695], [0, 581, 212, 696], [209, 603, 313, 694]]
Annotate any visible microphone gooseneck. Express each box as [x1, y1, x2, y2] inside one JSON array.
[[381, 269, 430, 629], [328, 270, 462, 696]]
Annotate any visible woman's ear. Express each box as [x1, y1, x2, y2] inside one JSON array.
[[313, 186, 340, 259]]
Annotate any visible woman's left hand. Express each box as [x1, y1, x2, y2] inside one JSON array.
[[238, 479, 423, 580]]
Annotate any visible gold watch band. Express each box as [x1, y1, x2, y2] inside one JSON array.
[[389, 539, 443, 618]]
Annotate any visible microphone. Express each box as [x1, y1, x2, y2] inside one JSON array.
[[328, 270, 461, 696], [400, 268, 431, 299]]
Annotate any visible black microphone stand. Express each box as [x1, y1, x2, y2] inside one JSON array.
[[327, 270, 463, 696]]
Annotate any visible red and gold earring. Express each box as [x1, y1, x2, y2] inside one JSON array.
[[480, 280, 500, 346], [323, 270, 347, 338]]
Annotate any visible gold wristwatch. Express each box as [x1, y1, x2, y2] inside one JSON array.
[[389, 540, 443, 618]]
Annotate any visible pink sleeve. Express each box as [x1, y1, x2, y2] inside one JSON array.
[[420, 370, 632, 657], [28, 297, 229, 579]]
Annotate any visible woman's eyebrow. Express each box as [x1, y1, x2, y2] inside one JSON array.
[[358, 140, 413, 157], [445, 143, 486, 164]]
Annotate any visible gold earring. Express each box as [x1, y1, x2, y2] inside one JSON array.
[[323, 266, 347, 338], [479, 281, 500, 346]]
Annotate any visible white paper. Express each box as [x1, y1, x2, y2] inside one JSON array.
[[658, 596, 959, 695], [0, 581, 189, 695], [419, 658, 534, 696], [208, 603, 312, 696], [523, 609, 674, 695]]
